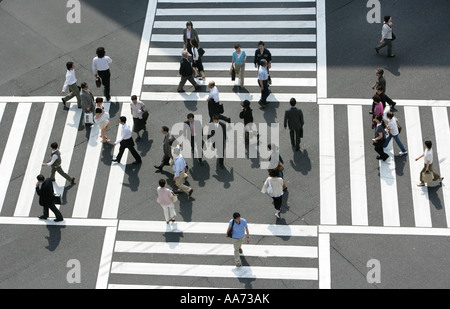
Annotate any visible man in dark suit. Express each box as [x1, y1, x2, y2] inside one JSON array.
[[155, 126, 176, 172], [207, 115, 227, 169], [35, 174, 64, 222], [184, 114, 204, 165], [80, 82, 95, 126], [177, 51, 201, 93], [284, 98, 305, 151], [112, 116, 142, 165]]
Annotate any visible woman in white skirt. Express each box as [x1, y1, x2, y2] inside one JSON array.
[[94, 107, 111, 143], [261, 169, 285, 219], [157, 179, 177, 224]]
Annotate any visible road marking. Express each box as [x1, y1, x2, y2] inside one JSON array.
[[316, 0, 327, 99], [144, 76, 317, 87], [151, 34, 317, 43], [14, 103, 58, 217], [141, 92, 317, 103], [159, 0, 316, 3], [404, 107, 432, 227], [96, 226, 118, 289], [319, 225, 450, 237], [0, 103, 6, 123], [153, 20, 316, 29], [0, 216, 117, 227], [156, 7, 316, 16], [108, 284, 225, 289], [318, 233, 331, 289], [319, 105, 337, 225], [347, 105, 369, 226], [432, 107, 450, 228], [118, 220, 318, 237], [0, 96, 130, 103], [72, 103, 110, 218], [146, 62, 317, 72], [318, 98, 450, 108], [149, 47, 316, 57], [111, 262, 319, 281], [114, 241, 318, 258], [0, 103, 32, 213]]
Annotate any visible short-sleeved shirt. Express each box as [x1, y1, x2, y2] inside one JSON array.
[[258, 66, 269, 81], [375, 124, 386, 141], [424, 148, 433, 165], [228, 218, 248, 239]]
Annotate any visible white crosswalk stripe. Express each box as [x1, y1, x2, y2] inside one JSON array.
[[319, 104, 450, 228]]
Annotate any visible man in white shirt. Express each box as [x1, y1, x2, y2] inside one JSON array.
[[42, 142, 76, 184], [206, 81, 231, 123], [173, 147, 194, 197], [112, 116, 142, 165], [375, 15, 395, 57], [258, 59, 271, 107], [61, 62, 82, 108]]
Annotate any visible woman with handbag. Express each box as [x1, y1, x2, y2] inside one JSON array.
[[384, 112, 407, 156], [261, 169, 285, 219], [375, 15, 395, 58], [191, 39, 205, 81], [415, 141, 444, 187], [130, 95, 147, 141], [157, 179, 177, 224], [183, 21, 200, 56]]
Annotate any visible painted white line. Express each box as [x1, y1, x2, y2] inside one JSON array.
[[149, 48, 316, 57], [14, 103, 58, 217], [72, 103, 111, 218], [118, 220, 318, 237], [154, 20, 316, 29], [131, 0, 157, 96], [319, 105, 337, 225], [0, 103, 6, 123], [0, 216, 117, 227], [53, 103, 83, 200], [146, 62, 317, 72], [318, 98, 450, 108], [101, 103, 132, 219], [159, 0, 316, 3], [156, 8, 316, 16], [114, 241, 318, 258], [432, 107, 450, 228], [319, 225, 450, 237], [379, 135, 401, 227], [151, 34, 317, 43], [141, 92, 317, 103], [108, 284, 225, 289], [318, 233, 331, 289], [347, 105, 368, 226], [0, 96, 130, 103], [316, 0, 327, 99], [144, 76, 317, 87], [0, 103, 32, 213], [111, 262, 319, 281], [404, 107, 432, 227], [96, 226, 118, 289]]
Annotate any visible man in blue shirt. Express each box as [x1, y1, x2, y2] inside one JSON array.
[[173, 147, 193, 197], [258, 59, 271, 108], [226, 212, 250, 267]]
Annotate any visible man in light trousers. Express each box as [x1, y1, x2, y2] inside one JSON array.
[[226, 212, 250, 267]]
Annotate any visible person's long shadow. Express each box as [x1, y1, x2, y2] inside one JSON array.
[[290, 149, 311, 176], [45, 224, 66, 252], [123, 163, 142, 192]]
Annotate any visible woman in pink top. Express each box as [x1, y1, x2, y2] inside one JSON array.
[[157, 179, 177, 224]]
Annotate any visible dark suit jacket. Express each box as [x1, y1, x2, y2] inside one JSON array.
[[179, 57, 193, 77], [35, 178, 54, 206], [183, 28, 200, 46], [284, 107, 305, 131], [208, 100, 223, 118], [184, 120, 203, 139], [163, 134, 176, 157]]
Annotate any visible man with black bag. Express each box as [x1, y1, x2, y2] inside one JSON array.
[[36, 174, 64, 222], [226, 212, 250, 267], [207, 81, 231, 123]]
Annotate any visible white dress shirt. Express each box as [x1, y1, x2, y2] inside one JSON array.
[[62, 69, 77, 93], [115, 123, 133, 145], [92, 56, 112, 75], [208, 86, 220, 103]]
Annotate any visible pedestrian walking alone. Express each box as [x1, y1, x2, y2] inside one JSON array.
[[372, 114, 389, 162], [258, 59, 271, 107], [154, 126, 176, 172], [92, 47, 112, 102], [284, 98, 304, 151], [112, 116, 142, 165], [384, 112, 407, 156], [172, 147, 193, 197], [130, 95, 147, 141], [239, 100, 254, 143], [232, 44, 247, 88], [156, 179, 177, 224], [261, 170, 285, 219], [178, 51, 201, 93], [42, 142, 76, 185], [61, 62, 81, 108], [80, 82, 95, 127], [226, 212, 250, 267], [416, 141, 444, 187], [36, 174, 64, 222], [207, 81, 231, 123], [375, 15, 395, 57]]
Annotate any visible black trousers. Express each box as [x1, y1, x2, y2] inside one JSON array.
[[290, 128, 302, 148], [116, 138, 142, 163], [42, 204, 63, 220], [98, 69, 111, 101], [272, 196, 282, 211], [374, 141, 389, 161]]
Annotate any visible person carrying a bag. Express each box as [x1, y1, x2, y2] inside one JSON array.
[[156, 179, 177, 224], [226, 212, 250, 267], [261, 169, 285, 219], [416, 141, 444, 187]]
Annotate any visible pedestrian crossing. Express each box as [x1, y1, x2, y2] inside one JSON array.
[[142, 0, 318, 104], [106, 220, 319, 289], [319, 103, 450, 229]]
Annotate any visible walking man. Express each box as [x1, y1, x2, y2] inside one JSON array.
[[80, 82, 95, 126], [184, 114, 204, 165], [61, 62, 81, 108], [258, 59, 271, 107], [173, 147, 194, 197], [36, 174, 64, 222], [178, 50, 201, 93], [207, 115, 227, 169], [154, 126, 176, 172], [42, 142, 75, 185], [112, 116, 142, 165], [207, 81, 231, 123], [284, 98, 305, 151], [375, 15, 395, 57], [226, 212, 250, 267], [372, 69, 397, 111]]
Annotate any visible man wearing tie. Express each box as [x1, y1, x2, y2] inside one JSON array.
[[184, 114, 204, 165], [155, 126, 175, 172], [284, 98, 305, 151], [112, 116, 142, 165], [35, 174, 64, 222]]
